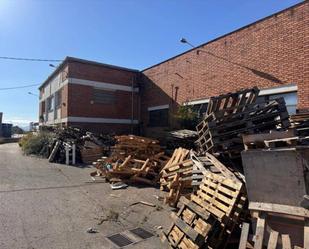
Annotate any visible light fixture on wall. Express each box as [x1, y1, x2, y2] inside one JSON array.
[[28, 92, 38, 97]]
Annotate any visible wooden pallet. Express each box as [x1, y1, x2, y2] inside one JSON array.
[[160, 148, 194, 207], [206, 87, 259, 120], [161, 172, 246, 249], [191, 172, 244, 222]]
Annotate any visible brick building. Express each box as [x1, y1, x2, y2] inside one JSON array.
[[39, 57, 140, 134], [39, 1, 309, 135]]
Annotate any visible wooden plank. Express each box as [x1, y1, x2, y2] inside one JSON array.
[[238, 222, 250, 249], [119, 155, 132, 169], [282, 234, 292, 249], [178, 196, 211, 222], [199, 181, 238, 203], [205, 153, 238, 181], [254, 212, 266, 249], [196, 189, 230, 213], [267, 230, 279, 249], [249, 202, 309, 218], [48, 141, 61, 162], [191, 194, 225, 219], [304, 218, 309, 249]]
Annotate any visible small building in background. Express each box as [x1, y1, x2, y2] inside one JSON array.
[[0, 112, 12, 138]]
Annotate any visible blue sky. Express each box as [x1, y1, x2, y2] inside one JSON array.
[[0, 0, 303, 127]]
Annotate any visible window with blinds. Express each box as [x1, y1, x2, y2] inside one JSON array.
[[93, 88, 116, 104]]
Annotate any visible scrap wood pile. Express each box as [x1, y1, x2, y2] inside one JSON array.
[[110, 135, 162, 160], [47, 127, 114, 164], [160, 87, 309, 249], [92, 135, 169, 185], [166, 129, 198, 150], [290, 112, 309, 136]]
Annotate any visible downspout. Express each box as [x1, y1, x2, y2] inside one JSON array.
[[131, 76, 134, 134]]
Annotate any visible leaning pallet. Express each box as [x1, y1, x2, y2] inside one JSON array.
[[161, 171, 247, 249], [190, 151, 238, 187], [160, 148, 194, 207]]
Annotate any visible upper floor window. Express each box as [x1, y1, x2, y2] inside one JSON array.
[[47, 96, 54, 112], [55, 90, 62, 109], [93, 88, 115, 104]]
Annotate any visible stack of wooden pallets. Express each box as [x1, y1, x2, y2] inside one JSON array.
[[160, 148, 194, 207], [196, 87, 290, 155], [91, 135, 169, 185], [161, 172, 246, 249], [111, 135, 162, 160], [290, 112, 309, 136]]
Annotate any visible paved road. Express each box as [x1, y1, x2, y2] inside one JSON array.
[[0, 143, 169, 249]]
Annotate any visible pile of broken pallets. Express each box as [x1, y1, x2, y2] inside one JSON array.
[[92, 135, 170, 186], [160, 87, 309, 249], [48, 127, 114, 165]]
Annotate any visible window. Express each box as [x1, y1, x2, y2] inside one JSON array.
[[191, 103, 208, 119], [47, 96, 54, 112], [149, 109, 169, 127], [55, 90, 62, 109], [93, 88, 115, 104]]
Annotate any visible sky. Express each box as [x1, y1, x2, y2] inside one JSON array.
[[0, 0, 303, 127]]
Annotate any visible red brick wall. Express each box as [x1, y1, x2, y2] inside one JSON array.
[[65, 61, 140, 134], [67, 84, 139, 120], [141, 1, 309, 128], [68, 61, 138, 87]]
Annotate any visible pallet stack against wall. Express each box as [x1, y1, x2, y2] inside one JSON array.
[[196, 87, 290, 155]]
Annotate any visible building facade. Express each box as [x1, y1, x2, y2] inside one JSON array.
[[39, 1, 309, 135], [39, 57, 140, 134]]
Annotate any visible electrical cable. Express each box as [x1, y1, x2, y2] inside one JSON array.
[[0, 56, 62, 62], [0, 83, 40, 90]]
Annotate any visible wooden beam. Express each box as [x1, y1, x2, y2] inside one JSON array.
[[282, 234, 292, 249], [249, 202, 309, 218], [254, 212, 266, 249], [304, 218, 309, 249], [239, 222, 250, 249], [267, 230, 279, 249]]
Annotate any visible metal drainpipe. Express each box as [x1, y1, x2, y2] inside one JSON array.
[[131, 76, 134, 134]]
